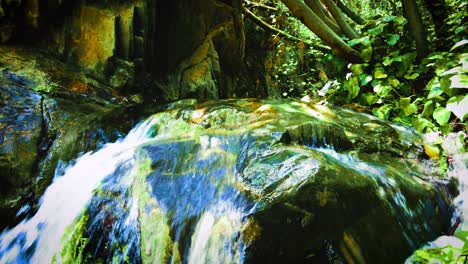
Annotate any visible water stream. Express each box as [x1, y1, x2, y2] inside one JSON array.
[[0, 99, 455, 263]]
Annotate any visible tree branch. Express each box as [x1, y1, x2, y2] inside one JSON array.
[[244, 7, 331, 52], [321, 0, 359, 39], [304, 0, 342, 34], [243, 0, 278, 11], [335, 0, 365, 25], [280, 0, 363, 62]]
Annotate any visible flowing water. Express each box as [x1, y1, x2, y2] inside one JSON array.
[[0, 99, 455, 263]]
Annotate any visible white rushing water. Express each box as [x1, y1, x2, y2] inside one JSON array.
[[0, 116, 159, 264], [188, 201, 244, 264]]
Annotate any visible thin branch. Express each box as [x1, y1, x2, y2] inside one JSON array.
[[244, 0, 279, 11], [304, 0, 342, 34], [321, 0, 359, 39], [335, 0, 365, 25], [244, 7, 331, 52]]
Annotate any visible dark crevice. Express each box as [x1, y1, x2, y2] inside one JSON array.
[[31, 96, 55, 193]]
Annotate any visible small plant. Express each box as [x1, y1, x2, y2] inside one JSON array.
[[33, 80, 61, 95]]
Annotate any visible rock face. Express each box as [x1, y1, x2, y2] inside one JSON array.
[[0, 47, 134, 229], [0, 75, 42, 220], [0, 0, 245, 99], [151, 0, 244, 100]]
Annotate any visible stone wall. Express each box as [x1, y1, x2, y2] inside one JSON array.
[[0, 0, 246, 100]]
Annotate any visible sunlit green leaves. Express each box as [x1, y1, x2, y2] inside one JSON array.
[[421, 100, 435, 118], [449, 74, 468, 88], [433, 107, 452, 125], [372, 104, 392, 120], [446, 95, 468, 120], [360, 92, 378, 106], [374, 68, 388, 79], [373, 83, 392, 97], [399, 97, 418, 116], [381, 15, 406, 25], [413, 118, 430, 132], [359, 73, 373, 85], [404, 72, 419, 80], [348, 36, 371, 47], [428, 85, 444, 99], [349, 64, 364, 75], [347, 85, 360, 99]]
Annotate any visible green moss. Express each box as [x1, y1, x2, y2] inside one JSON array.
[[54, 213, 90, 264], [131, 156, 173, 263]]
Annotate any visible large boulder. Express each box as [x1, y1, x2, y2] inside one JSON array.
[[40, 100, 454, 263]]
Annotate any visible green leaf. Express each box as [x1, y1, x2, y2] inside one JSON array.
[[440, 76, 455, 96], [428, 86, 444, 99], [421, 100, 435, 118], [413, 118, 430, 132], [399, 97, 418, 116], [404, 72, 419, 80], [369, 24, 384, 35], [373, 83, 392, 96], [350, 64, 364, 75], [361, 92, 378, 106], [455, 231, 468, 243], [388, 76, 400, 87], [374, 69, 388, 79], [395, 53, 417, 77], [386, 34, 400, 45], [359, 74, 373, 85], [349, 36, 371, 47], [383, 56, 393, 66], [393, 16, 407, 25], [446, 95, 468, 120], [382, 16, 396, 22], [455, 26, 466, 34], [392, 55, 403, 62], [449, 74, 468, 88], [433, 107, 451, 125], [361, 47, 373, 62], [450, 40, 468, 51], [347, 85, 360, 99], [372, 104, 392, 120]]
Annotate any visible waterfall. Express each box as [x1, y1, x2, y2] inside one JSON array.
[[0, 116, 160, 264], [0, 99, 454, 263]]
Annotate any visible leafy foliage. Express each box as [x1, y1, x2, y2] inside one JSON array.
[[324, 10, 467, 136]]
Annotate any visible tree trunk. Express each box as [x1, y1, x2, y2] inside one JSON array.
[[280, 0, 363, 63], [402, 0, 428, 59], [423, 0, 450, 48], [321, 0, 359, 39], [304, 0, 342, 35], [335, 0, 365, 25]]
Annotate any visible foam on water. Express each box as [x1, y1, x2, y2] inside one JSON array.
[[0, 116, 159, 264]]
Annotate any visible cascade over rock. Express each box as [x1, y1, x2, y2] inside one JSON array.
[[0, 99, 454, 263], [0, 47, 136, 229]]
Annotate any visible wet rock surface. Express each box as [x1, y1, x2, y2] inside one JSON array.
[[17, 99, 452, 263], [0, 77, 42, 224], [0, 48, 135, 229]]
